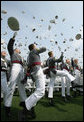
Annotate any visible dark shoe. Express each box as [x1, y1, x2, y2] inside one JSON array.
[[4, 106, 11, 118], [45, 91, 48, 98], [80, 92, 83, 96], [22, 107, 36, 119], [1, 98, 3, 102], [49, 98, 55, 106], [71, 81, 76, 88], [71, 81, 79, 88], [72, 91, 77, 97], [66, 95, 73, 100], [30, 107, 36, 119], [78, 91, 83, 96], [18, 110, 26, 121], [19, 101, 25, 108], [23, 107, 31, 116], [62, 96, 68, 102]]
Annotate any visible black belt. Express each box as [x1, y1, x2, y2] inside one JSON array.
[[1, 69, 7, 72]]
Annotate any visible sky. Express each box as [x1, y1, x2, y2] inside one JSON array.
[[1, 1, 83, 68]]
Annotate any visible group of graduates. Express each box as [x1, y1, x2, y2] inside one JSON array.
[[1, 32, 83, 119]]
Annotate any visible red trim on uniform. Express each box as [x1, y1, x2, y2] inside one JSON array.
[[76, 67, 80, 71], [27, 62, 41, 76], [26, 73, 30, 76], [12, 60, 23, 65], [31, 62, 41, 67], [63, 67, 69, 72], [49, 66, 56, 69], [1, 69, 7, 72]]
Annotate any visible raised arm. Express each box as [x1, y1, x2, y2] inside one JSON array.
[[7, 38, 15, 56], [54, 53, 63, 63], [7, 32, 17, 56], [37, 47, 46, 54], [71, 58, 74, 68]]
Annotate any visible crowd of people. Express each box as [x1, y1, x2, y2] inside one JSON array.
[[1, 33, 83, 119]]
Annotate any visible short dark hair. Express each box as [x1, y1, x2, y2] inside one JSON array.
[[28, 44, 34, 51], [48, 51, 53, 57]]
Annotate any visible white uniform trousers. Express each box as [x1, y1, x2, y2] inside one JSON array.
[[25, 67, 45, 110], [61, 77, 71, 97], [48, 76, 55, 98], [5, 63, 27, 107], [48, 70, 75, 98], [73, 69, 82, 92], [1, 92, 3, 98], [61, 69, 71, 97], [1, 71, 9, 105]]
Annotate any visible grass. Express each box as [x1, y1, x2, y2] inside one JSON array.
[[1, 91, 83, 121]]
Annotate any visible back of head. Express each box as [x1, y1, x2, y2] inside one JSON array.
[[74, 59, 78, 64], [48, 51, 53, 57], [14, 48, 21, 54], [66, 59, 70, 64], [28, 44, 35, 51]]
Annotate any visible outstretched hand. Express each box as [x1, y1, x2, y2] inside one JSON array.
[[61, 52, 64, 58], [13, 32, 17, 39]]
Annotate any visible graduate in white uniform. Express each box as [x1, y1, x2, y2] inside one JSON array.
[[61, 59, 73, 101], [46, 51, 76, 106], [21, 44, 46, 118], [1, 51, 11, 116], [72, 59, 82, 97], [5, 33, 27, 117]]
